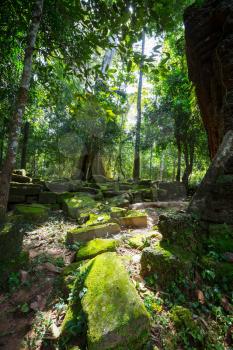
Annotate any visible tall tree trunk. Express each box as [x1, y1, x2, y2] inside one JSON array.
[[20, 121, 30, 169], [159, 152, 165, 181], [0, 0, 44, 220], [133, 30, 145, 181], [149, 142, 154, 179], [182, 140, 194, 189], [176, 136, 182, 182]]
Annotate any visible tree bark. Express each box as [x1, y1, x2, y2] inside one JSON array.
[[0, 0, 44, 220], [133, 30, 145, 181], [182, 140, 194, 189], [20, 121, 30, 169], [176, 136, 181, 182]]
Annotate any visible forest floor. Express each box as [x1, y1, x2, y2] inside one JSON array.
[[0, 204, 232, 350], [0, 207, 163, 350]]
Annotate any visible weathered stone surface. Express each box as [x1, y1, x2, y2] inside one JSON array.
[[8, 194, 26, 203], [108, 193, 131, 208], [127, 232, 161, 250], [188, 131, 233, 224], [0, 219, 28, 285], [92, 175, 112, 183], [110, 207, 127, 218], [184, 1, 233, 158], [11, 174, 32, 183], [9, 183, 42, 196], [119, 214, 148, 228], [158, 212, 204, 251], [13, 169, 26, 176], [141, 242, 193, 287], [84, 213, 110, 227], [39, 192, 57, 204], [61, 252, 150, 350], [66, 223, 121, 244], [45, 180, 71, 193], [14, 204, 49, 222], [63, 195, 96, 219], [154, 181, 186, 201], [76, 238, 117, 261]]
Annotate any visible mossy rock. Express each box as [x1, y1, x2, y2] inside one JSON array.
[[56, 192, 75, 205], [60, 261, 87, 294], [84, 213, 110, 227], [14, 203, 49, 222], [119, 211, 147, 228], [141, 242, 194, 287], [201, 256, 233, 284], [66, 223, 121, 244], [127, 231, 161, 250], [108, 193, 131, 208], [158, 212, 205, 252], [76, 238, 118, 261], [110, 207, 127, 219], [61, 252, 150, 350], [0, 220, 24, 263], [39, 191, 57, 204], [63, 195, 96, 219]]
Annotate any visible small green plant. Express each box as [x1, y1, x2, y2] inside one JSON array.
[[20, 302, 30, 313], [8, 272, 20, 292]]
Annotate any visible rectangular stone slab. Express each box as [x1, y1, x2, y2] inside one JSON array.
[[119, 215, 147, 228], [66, 223, 120, 243], [9, 183, 42, 196], [61, 252, 150, 350]]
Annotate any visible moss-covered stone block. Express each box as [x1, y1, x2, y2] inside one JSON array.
[[56, 192, 75, 205], [14, 203, 49, 222], [76, 238, 117, 261], [158, 212, 205, 252], [60, 261, 86, 294], [61, 252, 150, 350], [110, 207, 127, 219], [84, 213, 110, 227], [9, 182, 42, 196], [66, 223, 120, 244], [0, 220, 25, 263], [39, 191, 57, 204], [108, 193, 131, 208], [64, 195, 96, 219], [127, 231, 161, 250], [119, 210, 147, 228], [141, 242, 193, 287]]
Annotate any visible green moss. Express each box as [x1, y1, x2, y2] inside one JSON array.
[[56, 192, 75, 204], [0, 220, 25, 263], [201, 256, 233, 284], [61, 261, 87, 294], [61, 252, 150, 350], [64, 195, 96, 219], [126, 210, 146, 217], [170, 306, 195, 329], [84, 213, 110, 227], [110, 207, 127, 218], [141, 242, 194, 287], [158, 212, 204, 253], [127, 232, 160, 250], [14, 203, 49, 222], [76, 238, 117, 261], [66, 223, 120, 244]]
